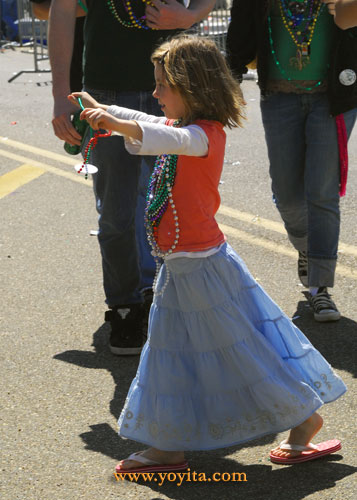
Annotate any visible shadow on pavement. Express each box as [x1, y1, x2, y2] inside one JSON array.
[[293, 295, 357, 378], [109, 453, 355, 500], [54, 324, 277, 458], [53, 321, 355, 499]]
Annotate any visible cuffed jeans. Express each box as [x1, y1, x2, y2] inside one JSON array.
[[260, 92, 357, 287], [83, 88, 160, 306]]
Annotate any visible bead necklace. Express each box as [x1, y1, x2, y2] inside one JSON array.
[[281, 0, 310, 25], [145, 120, 181, 295], [79, 130, 112, 179], [280, 0, 315, 51], [280, 0, 314, 28], [279, 0, 323, 70], [75, 98, 112, 179], [106, 0, 153, 30], [268, 15, 324, 91]]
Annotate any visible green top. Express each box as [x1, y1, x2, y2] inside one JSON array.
[[84, 0, 179, 91], [268, 2, 334, 81]]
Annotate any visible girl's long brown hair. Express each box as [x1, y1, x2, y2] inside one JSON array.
[[152, 34, 245, 128]]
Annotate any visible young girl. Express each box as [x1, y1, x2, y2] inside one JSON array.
[[70, 35, 346, 471]]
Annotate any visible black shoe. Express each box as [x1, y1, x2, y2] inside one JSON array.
[[105, 304, 144, 355], [309, 287, 341, 322], [298, 251, 308, 287]]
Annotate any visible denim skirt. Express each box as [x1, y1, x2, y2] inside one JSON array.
[[118, 243, 346, 451]]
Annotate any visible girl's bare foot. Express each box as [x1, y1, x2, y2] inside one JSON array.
[[119, 447, 185, 470], [271, 412, 323, 459]]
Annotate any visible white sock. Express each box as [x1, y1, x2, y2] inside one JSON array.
[[309, 287, 319, 296]]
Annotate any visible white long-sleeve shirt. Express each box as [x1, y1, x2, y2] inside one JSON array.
[[107, 105, 209, 157]]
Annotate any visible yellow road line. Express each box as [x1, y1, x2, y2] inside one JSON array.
[[0, 148, 88, 186], [220, 223, 357, 281], [0, 164, 45, 199], [1, 137, 356, 264], [219, 205, 357, 258], [0, 136, 78, 166], [219, 205, 285, 234]]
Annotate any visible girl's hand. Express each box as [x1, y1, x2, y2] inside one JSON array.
[[80, 108, 143, 141], [321, 0, 337, 15], [68, 92, 100, 109], [80, 108, 117, 131]]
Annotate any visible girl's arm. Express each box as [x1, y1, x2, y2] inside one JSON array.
[[81, 108, 209, 157], [335, 0, 357, 29], [68, 92, 108, 110], [107, 105, 167, 125], [80, 108, 144, 141], [124, 122, 209, 157], [69, 93, 167, 124]]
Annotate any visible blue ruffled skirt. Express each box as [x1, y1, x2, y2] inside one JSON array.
[[118, 243, 346, 451]]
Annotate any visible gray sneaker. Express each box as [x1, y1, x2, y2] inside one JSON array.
[[298, 251, 308, 287], [309, 287, 341, 322]]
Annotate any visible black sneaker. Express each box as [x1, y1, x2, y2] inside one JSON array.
[[298, 251, 308, 287], [309, 287, 341, 322], [105, 304, 144, 355]]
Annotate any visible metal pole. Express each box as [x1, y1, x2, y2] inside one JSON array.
[[8, 0, 50, 82]]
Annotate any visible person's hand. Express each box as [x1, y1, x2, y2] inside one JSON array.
[[80, 108, 116, 131], [68, 91, 100, 110], [52, 95, 82, 145], [321, 0, 337, 15], [146, 0, 194, 30]]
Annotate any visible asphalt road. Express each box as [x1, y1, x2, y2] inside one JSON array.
[[1, 48, 356, 500]]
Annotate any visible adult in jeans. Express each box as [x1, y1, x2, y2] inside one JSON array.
[[49, 0, 215, 354], [227, 0, 357, 322]]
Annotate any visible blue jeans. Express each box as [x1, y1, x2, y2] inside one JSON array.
[[83, 89, 160, 306], [260, 92, 357, 287]]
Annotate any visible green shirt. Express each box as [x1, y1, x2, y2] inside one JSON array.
[[84, 0, 179, 91], [268, 2, 334, 82]]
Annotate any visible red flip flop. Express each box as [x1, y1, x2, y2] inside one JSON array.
[[115, 452, 189, 474], [270, 439, 341, 464]]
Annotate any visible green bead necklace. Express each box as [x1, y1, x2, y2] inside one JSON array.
[[106, 0, 153, 30], [145, 119, 181, 295], [267, 15, 325, 92]]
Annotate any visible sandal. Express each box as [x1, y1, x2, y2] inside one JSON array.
[[115, 451, 189, 474], [270, 439, 341, 464]]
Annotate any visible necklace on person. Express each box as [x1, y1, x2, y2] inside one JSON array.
[[145, 119, 181, 295], [106, 0, 153, 30], [267, 15, 325, 91], [73, 98, 112, 179], [279, 0, 323, 70]]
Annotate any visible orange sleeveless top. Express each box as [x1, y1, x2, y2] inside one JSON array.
[[157, 120, 226, 253]]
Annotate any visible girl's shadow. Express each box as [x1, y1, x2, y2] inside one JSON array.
[[53, 321, 356, 499], [54, 324, 276, 460]]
